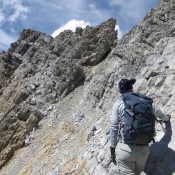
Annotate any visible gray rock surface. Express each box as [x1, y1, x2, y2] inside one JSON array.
[[0, 1, 175, 175], [0, 19, 116, 169]]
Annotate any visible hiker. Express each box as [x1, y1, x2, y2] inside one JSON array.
[[110, 78, 170, 175]]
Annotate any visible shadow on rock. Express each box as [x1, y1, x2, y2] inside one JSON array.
[[145, 121, 175, 175]]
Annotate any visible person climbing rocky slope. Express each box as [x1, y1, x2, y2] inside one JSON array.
[[0, 0, 175, 174]]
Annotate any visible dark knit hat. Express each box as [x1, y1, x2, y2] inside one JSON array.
[[118, 78, 136, 94]]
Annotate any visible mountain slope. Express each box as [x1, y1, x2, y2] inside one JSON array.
[[0, 0, 175, 175]]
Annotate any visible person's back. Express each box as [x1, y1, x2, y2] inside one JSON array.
[[110, 78, 170, 175]]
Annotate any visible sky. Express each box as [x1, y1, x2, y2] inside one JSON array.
[[0, 0, 160, 51]]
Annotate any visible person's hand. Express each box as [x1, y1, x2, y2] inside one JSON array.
[[110, 146, 116, 165], [110, 154, 116, 164], [157, 114, 171, 124], [167, 115, 171, 120], [162, 115, 171, 123]]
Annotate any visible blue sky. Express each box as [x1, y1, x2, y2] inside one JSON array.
[[0, 0, 160, 51]]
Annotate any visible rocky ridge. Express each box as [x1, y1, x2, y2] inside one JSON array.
[[0, 0, 175, 175], [0, 19, 116, 169]]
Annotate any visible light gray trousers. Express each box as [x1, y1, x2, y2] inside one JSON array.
[[116, 142, 150, 175]]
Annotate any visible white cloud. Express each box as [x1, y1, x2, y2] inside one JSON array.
[[8, 4, 29, 22], [0, 11, 5, 26], [2, 0, 29, 23], [52, 19, 90, 38], [0, 29, 16, 47], [115, 25, 123, 39]]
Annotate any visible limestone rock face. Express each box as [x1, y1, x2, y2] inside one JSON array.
[[0, 18, 116, 169], [0, 1, 175, 175]]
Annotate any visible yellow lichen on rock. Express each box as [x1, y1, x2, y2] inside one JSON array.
[[17, 165, 32, 175], [38, 134, 59, 160]]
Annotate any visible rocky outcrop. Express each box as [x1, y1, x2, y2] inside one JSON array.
[[0, 52, 22, 91], [0, 1, 175, 175], [75, 1, 175, 175], [0, 18, 116, 169]]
